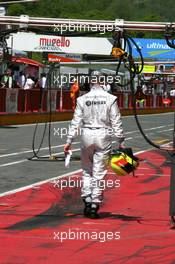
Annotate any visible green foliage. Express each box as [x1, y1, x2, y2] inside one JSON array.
[[31, 52, 43, 63], [6, 0, 175, 38], [7, 4, 26, 16]]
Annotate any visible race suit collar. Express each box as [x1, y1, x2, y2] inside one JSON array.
[[90, 84, 104, 90]]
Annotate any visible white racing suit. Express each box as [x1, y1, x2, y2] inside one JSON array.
[[66, 85, 125, 203]]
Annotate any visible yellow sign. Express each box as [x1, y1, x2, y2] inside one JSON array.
[[139, 65, 156, 73]]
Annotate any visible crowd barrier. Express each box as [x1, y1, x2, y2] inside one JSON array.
[[0, 88, 174, 114]]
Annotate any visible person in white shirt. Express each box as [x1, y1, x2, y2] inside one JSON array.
[[18, 71, 26, 88], [170, 88, 175, 97], [24, 75, 34, 90], [1, 69, 13, 89], [40, 73, 47, 89], [39, 73, 47, 109]]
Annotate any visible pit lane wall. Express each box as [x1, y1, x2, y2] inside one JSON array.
[[0, 88, 174, 125]]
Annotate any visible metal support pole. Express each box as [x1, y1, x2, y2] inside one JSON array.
[[0, 16, 174, 31], [0, 0, 39, 4], [58, 62, 63, 111], [44, 61, 175, 66]]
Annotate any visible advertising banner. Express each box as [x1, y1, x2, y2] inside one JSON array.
[[6, 89, 18, 113], [132, 38, 175, 60], [9, 33, 113, 55]]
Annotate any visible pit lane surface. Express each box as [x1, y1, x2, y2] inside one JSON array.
[[0, 112, 174, 264], [0, 112, 173, 194]]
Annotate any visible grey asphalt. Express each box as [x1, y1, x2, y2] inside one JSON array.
[[0, 112, 173, 194]]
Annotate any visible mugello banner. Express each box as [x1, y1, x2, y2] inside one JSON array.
[[8, 33, 175, 59], [132, 38, 175, 59], [8, 33, 113, 55]]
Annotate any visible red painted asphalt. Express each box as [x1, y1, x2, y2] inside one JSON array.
[[0, 149, 174, 264]]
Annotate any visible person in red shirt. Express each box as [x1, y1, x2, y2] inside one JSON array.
[[70, 80, 79, 111]]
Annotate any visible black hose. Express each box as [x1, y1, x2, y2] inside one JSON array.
[[113, 31, 144, 88], [29, 64, 56, 160], [113, 32, 172, 152], [130, 80, 161, 149]]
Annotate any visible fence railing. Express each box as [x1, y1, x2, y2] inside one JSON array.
[[0, 88, 174, 113]]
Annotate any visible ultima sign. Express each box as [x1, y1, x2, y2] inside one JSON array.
[[39, 37, 70, 47], [132, 38, 175, 59]]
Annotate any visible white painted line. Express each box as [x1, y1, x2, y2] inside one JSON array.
[[137, 167, 154, 170], [0, 129, 171, 168], [157, 129, 173, 133], [0, 149, 150, 197], [0, 125, 172, 159], [0, 169, 82, 198], [134, 173, 145, 176], [136, 173, 170, 177], [126, 130, 140, 134], [10, 112, 174, 127], [0, 135, 150, 167], [137, 167, 171, 170], [144, 125, 168, 131], [0, 159, 27, 168], [129, 112, 174, 117], [0, 141, 80, 158], [0, 148, 81, 167]]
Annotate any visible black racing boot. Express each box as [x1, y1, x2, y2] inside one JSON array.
[[170, 216, 175, 229], [89, 203, 100, 219], [82, 196, 92, 217]]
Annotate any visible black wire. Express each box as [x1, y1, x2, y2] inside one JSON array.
[[111, 31, 144, 87], [125, 35, 144, 74], [0, 28, 19, 38], [130, 79, 161, 149], [164, 24, 175, 49], [111, 31, 172, 153], [130, 77, 174, 156], [122, 26, 174, 154], [112, 30, 165, 149], [29, 64, 56, 160], [48, 64, 56, 157], [29, 122, 48, 160], [114, 33, 172, 153]]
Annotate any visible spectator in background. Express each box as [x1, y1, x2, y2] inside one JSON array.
[[17, 71, 26, 89], [70, 79, 79, 111], [1, 69, 13, 89], [40, 73, 47, 90], [38, 73, 47, 109], [83, 78, 90, 92], [12, 66, 20, 86], [142, 83, 147, 94], [24, 74, 34, 90], [102, 82, 111, 93], [170, 87, 175, 97]]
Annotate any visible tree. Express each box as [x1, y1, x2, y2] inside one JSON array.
[[7, 4, 26, 16]]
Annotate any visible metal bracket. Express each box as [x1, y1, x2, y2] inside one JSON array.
[[19, 15, 29, 29], [114, 19, 124, 32]]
